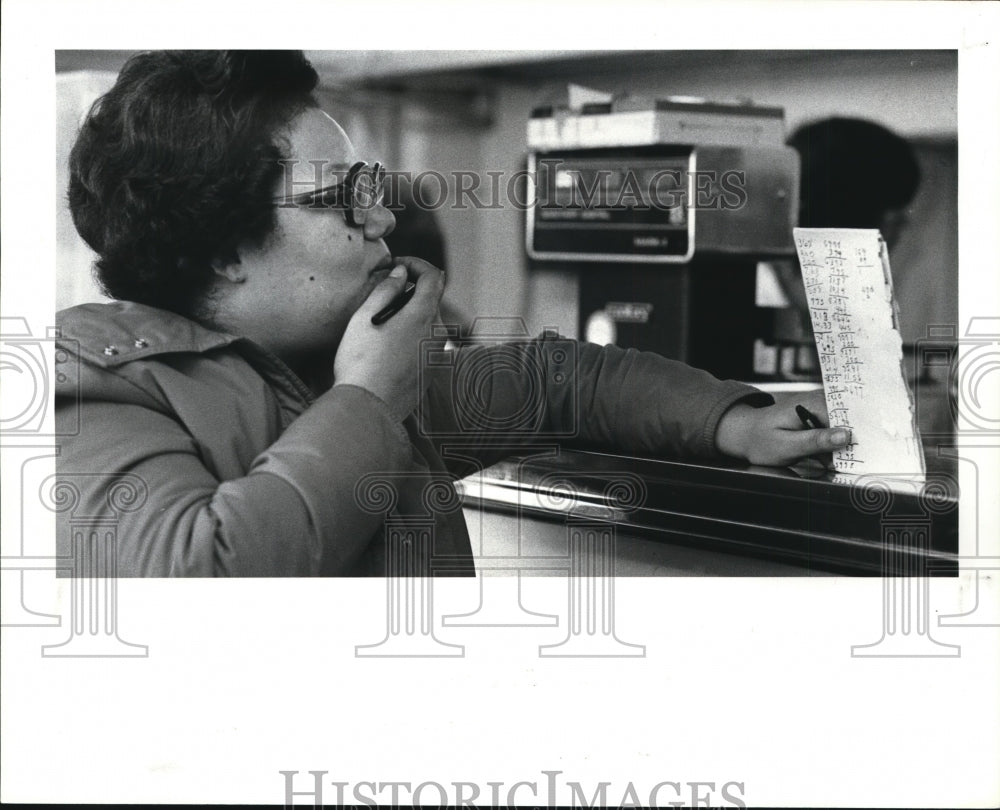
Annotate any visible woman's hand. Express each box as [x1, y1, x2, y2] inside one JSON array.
[[333, 256, 444, 421], [714, 388, 852, 467]]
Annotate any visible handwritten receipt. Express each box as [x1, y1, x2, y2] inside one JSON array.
[[793, 228, 925, 479]]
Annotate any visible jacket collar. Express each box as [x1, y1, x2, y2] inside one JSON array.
[[56, 301, 239, 368]]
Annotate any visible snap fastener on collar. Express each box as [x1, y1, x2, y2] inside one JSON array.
[[103, 345, 119, 356], [134, 338, 149, 348]]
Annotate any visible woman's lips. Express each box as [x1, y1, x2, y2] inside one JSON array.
[[369, 253, 396, 275]]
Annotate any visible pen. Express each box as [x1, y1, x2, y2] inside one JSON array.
[[371, 281, 416, 325], [795, 404, 823, 429]]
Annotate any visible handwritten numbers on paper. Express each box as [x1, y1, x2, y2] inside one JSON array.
[[793, 228, 925, 478]]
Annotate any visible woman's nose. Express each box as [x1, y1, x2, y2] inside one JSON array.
[[363, 203, 395, 241]]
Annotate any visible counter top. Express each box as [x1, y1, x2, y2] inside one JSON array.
[[458, 447, 958, 576]]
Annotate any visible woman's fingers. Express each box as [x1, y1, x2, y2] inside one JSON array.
[[725, 392, 853, 467], [391, 255, 446, 308], [354, 264, 410, 319]]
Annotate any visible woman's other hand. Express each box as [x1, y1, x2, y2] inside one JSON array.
[[714, 388, 852, 467]]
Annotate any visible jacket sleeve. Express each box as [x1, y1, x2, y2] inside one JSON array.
[[55, 384, 412, 577], [422, 336, 773, 470]]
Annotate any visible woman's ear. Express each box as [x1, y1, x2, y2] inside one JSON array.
[[211, 253, 246, 284]]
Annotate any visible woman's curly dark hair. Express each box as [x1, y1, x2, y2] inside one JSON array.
[[68, 50, 319, 315]]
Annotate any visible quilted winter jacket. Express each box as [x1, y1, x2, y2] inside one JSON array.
[[53, 301, 770, 576]]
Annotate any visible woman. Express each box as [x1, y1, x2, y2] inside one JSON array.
[[56, 50, 849, 576]]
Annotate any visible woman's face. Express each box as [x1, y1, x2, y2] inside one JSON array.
[[219, 108, 396, 361]]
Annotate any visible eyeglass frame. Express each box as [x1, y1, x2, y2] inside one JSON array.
[[272, 161, 386, 227]]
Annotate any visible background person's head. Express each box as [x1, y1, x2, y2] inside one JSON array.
[[69, 50, 321, 317], [789, 117, 921, 249]]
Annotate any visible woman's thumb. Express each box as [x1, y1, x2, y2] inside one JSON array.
[[358, 264, 408, 315]]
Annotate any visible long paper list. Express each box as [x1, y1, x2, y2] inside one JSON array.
[[793, 228, 925, 479]]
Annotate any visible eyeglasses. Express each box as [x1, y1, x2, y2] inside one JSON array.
[[273, 161, 385, 227]]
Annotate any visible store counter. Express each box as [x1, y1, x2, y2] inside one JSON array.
[[458, 447, 958, 576]]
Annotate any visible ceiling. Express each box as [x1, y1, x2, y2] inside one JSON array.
[[56, 49, 957, 88]]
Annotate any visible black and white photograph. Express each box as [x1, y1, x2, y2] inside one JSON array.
[[1, 1, 998, 807]]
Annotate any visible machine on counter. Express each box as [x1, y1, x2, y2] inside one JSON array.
[[526, 97, 812, 383]]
